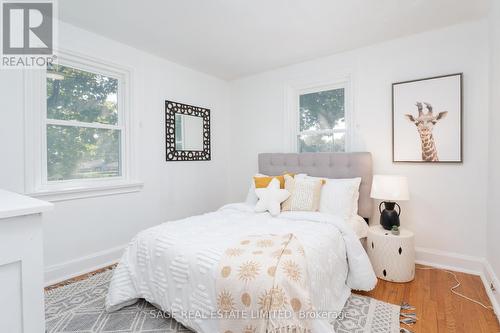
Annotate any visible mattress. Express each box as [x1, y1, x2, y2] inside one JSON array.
[[106, 203, 376, 333]]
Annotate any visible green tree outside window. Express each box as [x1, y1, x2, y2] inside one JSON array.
[[298, 88, 346, 152], [46, 64, 121, 181]]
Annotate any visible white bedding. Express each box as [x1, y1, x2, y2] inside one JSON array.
[[348, 214, 370, 239], [106, 203, 377, 333]]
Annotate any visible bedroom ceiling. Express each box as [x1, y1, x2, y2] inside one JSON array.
[[58, 0, 489, 80]]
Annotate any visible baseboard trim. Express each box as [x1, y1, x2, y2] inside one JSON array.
[[415, 247, 500, 319], [482, 260, 500, 318], [44, 244, 125, 286], [415, 247, 486, 275]]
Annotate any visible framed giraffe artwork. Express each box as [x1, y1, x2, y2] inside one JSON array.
[[392, 73, 463, 163]]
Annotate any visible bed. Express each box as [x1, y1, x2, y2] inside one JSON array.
[[106, 152, 377, 333]]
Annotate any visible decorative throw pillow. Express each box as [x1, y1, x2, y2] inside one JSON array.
[[282, 174, 323, 212], [246, 173, 306, 205], [254, 173, 294, 189], [307, 176, 361, 218], [255, 178, 290, 216]]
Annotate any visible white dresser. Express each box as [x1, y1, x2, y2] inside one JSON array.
[[0, 190, 53, 333]]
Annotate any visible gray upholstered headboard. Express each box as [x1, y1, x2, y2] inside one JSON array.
[[258, 152, 373, 219]]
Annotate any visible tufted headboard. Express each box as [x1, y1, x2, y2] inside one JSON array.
[[258, 152, 373, 219]]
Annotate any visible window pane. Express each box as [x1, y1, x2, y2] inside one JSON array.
[[299, 88, 345, 131], [47, 125, 121, 181], [333, 132, 346, 152], [47, 64, 118, 125], [298, 132, 345, 153]]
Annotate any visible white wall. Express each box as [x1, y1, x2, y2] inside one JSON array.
[[488, 0, 500, 283], [228, 20, 490, 258], [0, 22, 231, 283]]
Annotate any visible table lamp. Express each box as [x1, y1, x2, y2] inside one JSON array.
[[370, 175, 410, 230]]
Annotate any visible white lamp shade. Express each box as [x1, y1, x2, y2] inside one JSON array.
[[370, 175, 410, 201]]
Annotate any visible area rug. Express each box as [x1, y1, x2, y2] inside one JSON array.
[[45, 268, 401, 333]]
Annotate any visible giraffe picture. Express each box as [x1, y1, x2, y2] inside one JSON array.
[[392, 73, 462, 163]]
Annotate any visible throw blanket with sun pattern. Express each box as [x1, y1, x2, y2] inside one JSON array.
[[216, 233, 313, 333]]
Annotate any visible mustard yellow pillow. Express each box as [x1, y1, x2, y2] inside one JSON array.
[[254, 173, 294, 189]]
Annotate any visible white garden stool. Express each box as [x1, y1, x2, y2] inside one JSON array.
[[367, 225, 415, 283]]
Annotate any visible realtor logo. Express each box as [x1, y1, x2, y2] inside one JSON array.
[[1, 1, 56, 68], [3, 2, 52, 54]]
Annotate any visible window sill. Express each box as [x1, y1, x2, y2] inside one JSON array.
[[26, 181, 144, 202]]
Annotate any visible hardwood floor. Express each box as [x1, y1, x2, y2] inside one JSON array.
[[45, 264, 117, 291], [355, 265, 500, 333]]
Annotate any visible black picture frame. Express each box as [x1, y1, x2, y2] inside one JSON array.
[[165, 100, 211, 161], [392, 73, 463, 163]]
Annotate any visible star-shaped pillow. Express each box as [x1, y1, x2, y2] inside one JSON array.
[[255, 178, 290, 216]]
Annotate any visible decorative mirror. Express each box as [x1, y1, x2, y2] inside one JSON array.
[[165, 100, 211, 161]]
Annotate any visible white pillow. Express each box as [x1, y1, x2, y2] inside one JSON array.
[[306, 176, 361, 218], [245, 173, 266, 205], [254, 178, 290, 216]]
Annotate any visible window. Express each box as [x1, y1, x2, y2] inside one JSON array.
[[24, 51, 141, 200], [46, 64, 122, 181], [297, 86, 347, 152]]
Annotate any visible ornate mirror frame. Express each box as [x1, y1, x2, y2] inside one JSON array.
[[165, 100, 211, 161]]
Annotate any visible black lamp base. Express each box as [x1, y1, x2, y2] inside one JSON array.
[[379, 201, 401, 230]]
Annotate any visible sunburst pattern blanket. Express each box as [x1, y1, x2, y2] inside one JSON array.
[[216, 233, 312, 333]]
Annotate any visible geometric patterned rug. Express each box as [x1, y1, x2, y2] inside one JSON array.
[[45, 268, 401, 333]]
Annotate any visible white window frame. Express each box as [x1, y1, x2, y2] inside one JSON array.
[[24, 49, 142, 201], [284, 76, 353, 153]]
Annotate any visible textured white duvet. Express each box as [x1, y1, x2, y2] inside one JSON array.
[[106, 203, 376, 333]]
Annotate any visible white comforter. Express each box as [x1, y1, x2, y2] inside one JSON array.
[[106, 203, 377, 333]]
